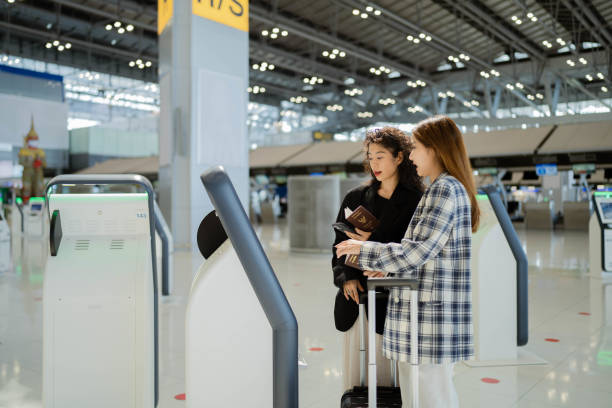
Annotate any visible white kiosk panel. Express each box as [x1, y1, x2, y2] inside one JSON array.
[[44, 192, 155, 408]]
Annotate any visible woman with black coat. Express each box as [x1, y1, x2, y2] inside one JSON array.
[[332, 127, 423, 390]]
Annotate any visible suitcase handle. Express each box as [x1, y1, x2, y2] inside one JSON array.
[[366, 277, 419, 290], [366, 277, 419, 408]]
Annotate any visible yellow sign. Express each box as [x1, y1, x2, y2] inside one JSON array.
[[192, 0, 249, 32], [158, 0, 173, 35]]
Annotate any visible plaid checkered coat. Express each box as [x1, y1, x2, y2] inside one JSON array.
[[358, 172, 474, 364]]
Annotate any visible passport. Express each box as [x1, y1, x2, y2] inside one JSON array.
[[345, 205, 380, 232]]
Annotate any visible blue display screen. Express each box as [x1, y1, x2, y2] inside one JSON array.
[[30, 204, 42, 211], [535, 163, 558, 176]]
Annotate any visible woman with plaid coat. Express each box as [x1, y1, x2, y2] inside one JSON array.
[[336, 115, 480, 408]]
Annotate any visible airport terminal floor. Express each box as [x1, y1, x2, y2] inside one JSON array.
[[1, 221, 611, 408]]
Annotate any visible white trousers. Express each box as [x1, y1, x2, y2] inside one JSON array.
[[397, 362, 459, 408], [343, 318, 392, 391]]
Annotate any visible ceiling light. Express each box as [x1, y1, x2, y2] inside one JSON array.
[[516, 82, 524, 89], [536, 93, 544, 99], [53, 40, 60, 46], [419, 33, 426, 39], [506, 84, 514, 90], [281, 31, 288, 36], [531, 16, 538, 22], [261, 30, 269, 36], [268, 64, 275, 70], [566, 59, 575, 66], [65, 43, 71, 49], [515, 19, 522, 25], [136, 59, 142, 64], [407, 35, 414, 41], [579, 57, 587, 65], [602, 86, 608, 92], [45, 42, 52, 48], [252, 63, 259, 69], [352, 9, 360, 16], [322, 51, 329, 57], [425, 35, 432, 41], [511, 15, 518, 21], [586, 74, 593, 81], [272, 27, 280, 34], [374, 10, 381, 16], [329, 54, 336, 59], [527, 12, 534, 18], [126, 24, 134, 32], [597, 72, 604, 80], [527, 94, 535, 100], [118, 27, 125, 34], [366, 6, 373, 12], [361, 13, 368, 19], [270, 33, 278, 39], [339, 51, 346, 57], [114, 21, 121, 28], [57, 45, 64, 51], [105, 24, 113, 31], [332, 49, 339, 54], [129, 61, 135, 67], [413, 38, 420, 43], [145, 61, 152, 67]]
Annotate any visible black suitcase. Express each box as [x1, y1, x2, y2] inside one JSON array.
[[340, 278, 420, 408]]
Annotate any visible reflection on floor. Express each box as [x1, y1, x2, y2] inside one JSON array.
[[1, 222, 611, 407]]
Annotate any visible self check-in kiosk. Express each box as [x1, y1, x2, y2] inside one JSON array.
[[43, 175, 158, 408], [25, 196, 46, 238], [186, 166, 298, 408], [0, 203, 10, 271], [467, 186, 534, 366], [591, 191, 612, 276]]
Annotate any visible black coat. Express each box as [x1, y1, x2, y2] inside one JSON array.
[[332, 181, 422, 334]]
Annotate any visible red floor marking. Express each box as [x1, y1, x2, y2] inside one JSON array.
[[34, 297, 42, 301], [481, 378, 500, 384], [309, 347, 324, 352], [545, 338, 560, 343], [174, 393, 186, 401], [293, 283, 301, 287], [578, 312, 591, 316]]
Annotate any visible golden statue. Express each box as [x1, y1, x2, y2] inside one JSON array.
[[18, 117, 46, 201]]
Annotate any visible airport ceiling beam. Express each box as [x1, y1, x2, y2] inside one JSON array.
[[47, 0, 157, 32], [449, 1, 611, 110], [567, 0, 612, 48], [249, 3, 430, 82], [0, 21, 158, 63], [251, 5, 488, 117], [450, 1, 546, 61], [330, 0, 542, 115], [7, 1, 157, 51], [249, 41, 375, 86]]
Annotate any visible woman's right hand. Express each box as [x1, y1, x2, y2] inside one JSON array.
[[343, 279, 364, 304]]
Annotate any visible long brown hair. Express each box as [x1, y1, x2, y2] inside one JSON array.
[[363, 127, 424, 193], [412, 116, 480, 232]]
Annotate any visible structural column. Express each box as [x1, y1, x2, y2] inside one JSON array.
[[158, 0, 249, 248]]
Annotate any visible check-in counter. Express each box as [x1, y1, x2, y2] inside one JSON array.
[[524, 201, 553, 230], [563, 201, 590, 231]]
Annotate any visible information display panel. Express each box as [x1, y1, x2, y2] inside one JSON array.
[[593, 192, 612, 272]]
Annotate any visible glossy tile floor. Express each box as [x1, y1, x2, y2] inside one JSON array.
[[1, 221, 612, 407]]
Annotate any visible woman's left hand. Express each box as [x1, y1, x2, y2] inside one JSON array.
[[335, 239, 364, 258], [345, 227, 372, 242]]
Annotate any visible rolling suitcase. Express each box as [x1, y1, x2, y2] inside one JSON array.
[[340, 278, 420, 408]]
